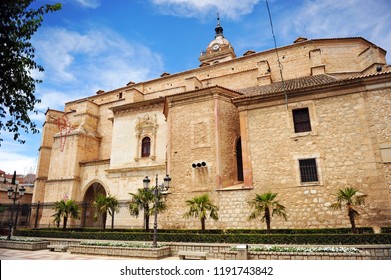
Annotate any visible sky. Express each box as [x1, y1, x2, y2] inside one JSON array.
[[1, 0, 390, 175]]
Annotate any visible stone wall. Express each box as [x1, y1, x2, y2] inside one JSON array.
[[240, 90, 391, 229], [32, 37, 390, 230]]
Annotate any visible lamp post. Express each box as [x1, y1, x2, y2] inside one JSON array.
[[143, 174, 171, 247], [6, 171, 25, 240]]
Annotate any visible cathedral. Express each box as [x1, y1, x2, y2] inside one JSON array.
[[32, 18, 391, 230]]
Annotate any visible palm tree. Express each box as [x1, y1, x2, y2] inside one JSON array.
[[92, 194, 120, 230], [183, 194, 218, 231], [330, 187, 367, 233], [248, 192, 287, 233], [128, 187, 166, 231], [52, 211, 61, 228], [52, 199, 80, 229]]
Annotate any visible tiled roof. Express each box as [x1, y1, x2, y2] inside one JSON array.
[[238, 74, 339, 97], [343, 70, 391, 80]]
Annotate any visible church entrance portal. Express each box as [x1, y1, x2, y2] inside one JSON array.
[[82, 182, 106, 228]]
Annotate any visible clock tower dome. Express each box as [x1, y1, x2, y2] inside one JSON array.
[[199, 15, 236, 67]]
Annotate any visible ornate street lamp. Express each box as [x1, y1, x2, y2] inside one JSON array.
[[143, 174, 171, 247], [6, 171, 25, 240]]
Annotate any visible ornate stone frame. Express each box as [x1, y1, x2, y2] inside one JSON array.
[[134, 114, 158, 161]]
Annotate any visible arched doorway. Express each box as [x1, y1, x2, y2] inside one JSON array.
[[236, 137, 244, 182], [82, 182, 106, 228]]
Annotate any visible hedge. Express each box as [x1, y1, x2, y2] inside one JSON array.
[[15, 229, 391, 245], [28, 227, 374, 234]]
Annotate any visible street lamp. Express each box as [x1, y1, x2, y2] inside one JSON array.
[[6, 171, 25, 240], [143, 174, 171, 247]]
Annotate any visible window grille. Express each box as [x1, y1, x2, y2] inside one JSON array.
[[299, 158, 318, 182], [293, 108, 311, 133]]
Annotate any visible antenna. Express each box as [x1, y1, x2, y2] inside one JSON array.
[[265, 0, 288, 109]]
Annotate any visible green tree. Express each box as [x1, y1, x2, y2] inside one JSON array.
[[183, 194, 218, 231], [128, 187, 166, 231], [92, 194, 120, 230], [52, 199, 80, 229], [0, 0, 61, 144], [52, 211, 61, 228], [248, 192, 287, 233], [331, 187, 367, 233]]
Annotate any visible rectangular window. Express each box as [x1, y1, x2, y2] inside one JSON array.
[[299, 158, 318, 183], [293, 108, 311, 133]]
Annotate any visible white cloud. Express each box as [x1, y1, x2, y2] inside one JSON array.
[[0, 152, 37, 175], [28, 89, 71, 123], [279, 0, 391, 60], [73, 0, 101, 9], [0, 135, 38, 175], [0, 26, 165, 168], [33, 27, 164, 111], [151, 0, 260, 20]]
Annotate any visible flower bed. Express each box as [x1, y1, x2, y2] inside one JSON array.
[[223, 245, 371, 260], [0, 236, 49, 251], [69, 241, 171, 259]]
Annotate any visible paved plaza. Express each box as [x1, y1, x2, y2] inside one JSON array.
[[0, 248, 179, 260]]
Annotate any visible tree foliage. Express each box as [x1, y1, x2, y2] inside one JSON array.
[[92, 194, 120, 230], [0, 0, 61, 144], [331, 187, 367, 233], [51, 199, 80, 229], [128, 187, 166, 231], [248, 192, 287, 233], [183, 194, 219, 231]]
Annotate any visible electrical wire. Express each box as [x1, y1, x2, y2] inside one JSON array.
[[265, 0, 288, 109]]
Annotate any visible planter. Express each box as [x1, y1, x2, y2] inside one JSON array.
[[69, 245, 171, 259], [223, 250, 371, 260], [0, 240, 50, 251]]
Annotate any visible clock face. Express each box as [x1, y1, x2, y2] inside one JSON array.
[[212, 43, 220, 51]]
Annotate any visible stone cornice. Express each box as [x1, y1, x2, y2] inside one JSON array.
[[167, 85, 242, 103], [73, 112, 100, 120], [109, 98, 164, 117], [106, 164, 166, 174], [46, 177, 81, 183], [53, 129, 102, 140], [38, 145, 52, 152], [79, 159, 110, 167], [163, 86, 242, 118]]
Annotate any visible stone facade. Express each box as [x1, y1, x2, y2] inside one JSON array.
[[32, 22, 391, 231]]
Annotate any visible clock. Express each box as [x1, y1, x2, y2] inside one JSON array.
[[212, 43, 220, 51]]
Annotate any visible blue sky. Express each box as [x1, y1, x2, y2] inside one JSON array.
[[1, 0, 390, 175]]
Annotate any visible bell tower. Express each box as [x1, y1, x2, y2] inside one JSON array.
[[199, 14, 236, 67]]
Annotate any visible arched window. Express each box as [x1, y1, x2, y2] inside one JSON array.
[[141, 137, 151, 157], [236, 137, 243, 181]]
